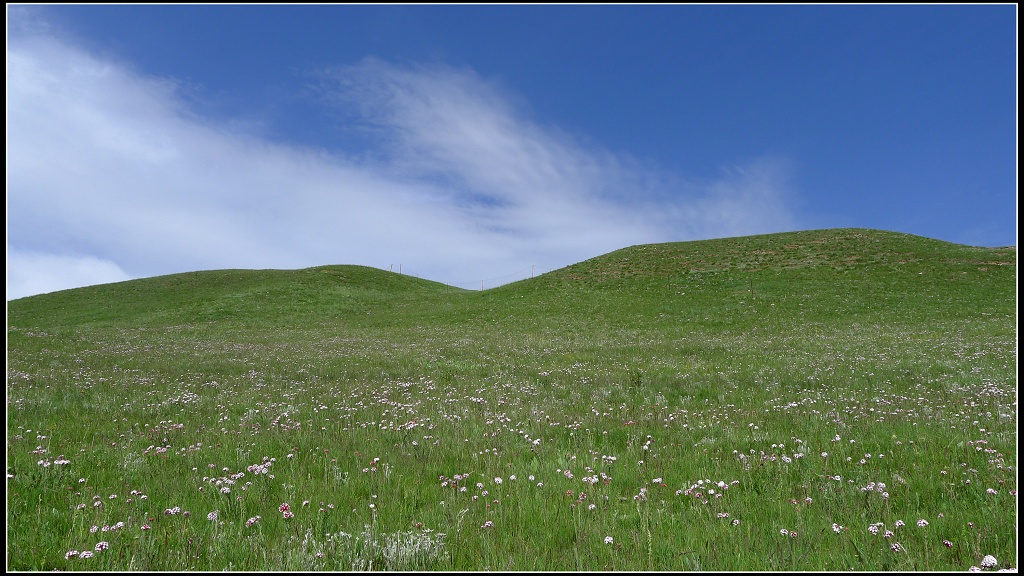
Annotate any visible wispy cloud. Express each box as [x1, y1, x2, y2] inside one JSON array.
[[7, 23, 797, 301]]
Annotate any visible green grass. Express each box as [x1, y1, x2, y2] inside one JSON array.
[[6, 228, 1017, 571]]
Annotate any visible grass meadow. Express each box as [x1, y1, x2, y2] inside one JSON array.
[[6, 228, 1017, 571]]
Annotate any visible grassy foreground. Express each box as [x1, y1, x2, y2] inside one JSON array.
[[6, 228, 1017, 571]]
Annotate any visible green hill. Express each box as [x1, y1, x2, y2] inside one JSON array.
[[5, 228, 1017, 571], [7, 264, 457, 328], [8, 228, 1015, 331]]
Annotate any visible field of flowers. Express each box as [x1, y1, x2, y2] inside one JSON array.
[[6, 229, 1017, 571]]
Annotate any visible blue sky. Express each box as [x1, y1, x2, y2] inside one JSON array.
[[7, 5, 1017, 300]]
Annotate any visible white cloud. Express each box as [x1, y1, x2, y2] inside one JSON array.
[[7, 25, 797, 301], [7, 249, 133, 301]]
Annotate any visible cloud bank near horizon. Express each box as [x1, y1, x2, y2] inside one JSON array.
[[7, 25, 797, 301]]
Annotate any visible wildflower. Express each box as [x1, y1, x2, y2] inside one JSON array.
[[65, 550, 79, 560], [604, 536, 614, 545], [832, 523, 844, 533], [494, 477, 502, 485], [141, 524, 151, 530], [95, 542, 109, 551], [207, 511, 219, 521], [79, 551, 94, 559], [943, 540, 954, 548], [528, 475, 535, 481], [987, 488, 998, 495], [981, 555, 998, 569], [588, 503, 597, 511], [884, 530, 894, 538], [894, 520, 905, 528], [891, 542, 904, 552], [917, 519, 929, 527], [780, 529, 789, 536], [245, 516, 261, 527], [481, 520, 494, 529], [279, 503, 291, 513], [731, 519, 741, 526], [509, 475, 516, 481], [90, 525, 99, 533], [868, 525, 880, 535]]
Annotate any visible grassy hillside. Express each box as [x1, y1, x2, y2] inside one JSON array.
[[6, 264, 457, 328], [6, 228, 1017, 571]]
